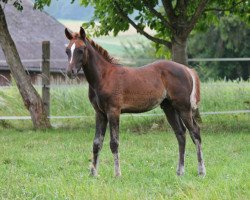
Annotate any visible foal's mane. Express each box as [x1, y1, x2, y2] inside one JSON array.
[[86, 38, 118, 65]]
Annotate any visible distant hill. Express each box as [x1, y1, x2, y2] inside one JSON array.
[[43, 0, 94, 21]]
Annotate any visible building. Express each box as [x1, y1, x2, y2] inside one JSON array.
[[0, 0, 84, 86]]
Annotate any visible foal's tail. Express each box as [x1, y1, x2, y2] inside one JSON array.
[[188, 68, 202, 123], [187, 68, 200, 110]]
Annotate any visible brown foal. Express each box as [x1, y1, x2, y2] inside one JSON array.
[[65, 27, 206, 177]]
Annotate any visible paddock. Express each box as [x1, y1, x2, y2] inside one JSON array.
[[0, 117, 249, 199]]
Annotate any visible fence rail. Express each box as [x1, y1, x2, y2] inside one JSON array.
[[188, 58, 250, 62], [0, 110, 249, 121]]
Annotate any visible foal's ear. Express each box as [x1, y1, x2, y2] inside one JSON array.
[[65, 28, 73, 40], [80, 27, 86, 40]]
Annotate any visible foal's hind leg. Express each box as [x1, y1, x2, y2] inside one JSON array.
[[91, 111, 108, 176], [161, 100, 186, 176], [179, 109, 206, 176]]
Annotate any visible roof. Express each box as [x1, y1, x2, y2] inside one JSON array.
[[0, 0, 68, 73]]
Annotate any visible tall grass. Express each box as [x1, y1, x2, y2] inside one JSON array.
[[0, 81, 249, 117], [201, 81, 250, 112], [0, 80, 249, 132]]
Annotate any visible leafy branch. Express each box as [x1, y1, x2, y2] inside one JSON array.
[[204, 0, 246, 12], [141, 0, 174, 32], [113, 1, 172, 49]]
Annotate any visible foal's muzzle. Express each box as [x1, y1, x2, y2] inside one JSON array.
[[67, 66, 82, 79], [67, 67, 78, 79]]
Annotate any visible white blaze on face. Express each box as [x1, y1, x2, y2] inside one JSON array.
[[70, 43, 76, 64]]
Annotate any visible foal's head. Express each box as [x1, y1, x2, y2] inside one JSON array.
[[65, 27, 87, 79]]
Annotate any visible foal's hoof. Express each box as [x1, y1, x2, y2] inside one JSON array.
[[177, 166, 185, 176], [198, 165, 206, 177], [198, 171, 206, 177], [115, 171, 122, 177], [177, 170, 185, 176], [90, 167, 98, 177]]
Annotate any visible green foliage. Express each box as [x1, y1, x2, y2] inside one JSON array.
[[188, 15, 250, 80], [79, 0, 249, 56], [80, 0, 167, 38], [33, 0, 51, 10], [0, 0, 23, 10], [154, 42, 171, 59]]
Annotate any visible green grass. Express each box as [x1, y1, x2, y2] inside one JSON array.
[[0, 125, 249, 199]]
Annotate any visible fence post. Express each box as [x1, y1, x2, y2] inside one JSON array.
[[42, 41, 50, 118]]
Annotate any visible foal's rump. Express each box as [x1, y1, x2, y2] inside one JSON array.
[[154, 60, 200, 110]]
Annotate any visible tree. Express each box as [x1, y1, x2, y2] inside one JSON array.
[[79, 0, 249, 66], [0, 1, 51, 129]]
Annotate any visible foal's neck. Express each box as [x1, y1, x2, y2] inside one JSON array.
[[83, 44, 112, 89]]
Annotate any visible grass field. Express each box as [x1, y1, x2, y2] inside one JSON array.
[[0, 120, 249, 199], [0, 82, 250, 199]]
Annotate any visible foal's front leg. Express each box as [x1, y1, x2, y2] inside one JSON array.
[[91, 111, 108, 176], [107, 109, 121, 177]]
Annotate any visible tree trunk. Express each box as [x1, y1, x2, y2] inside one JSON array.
[[0, 5, 51, 129], [171, 36, 188, 65]]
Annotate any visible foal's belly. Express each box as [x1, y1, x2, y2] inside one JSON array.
[[121, 89, 167, 113]]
